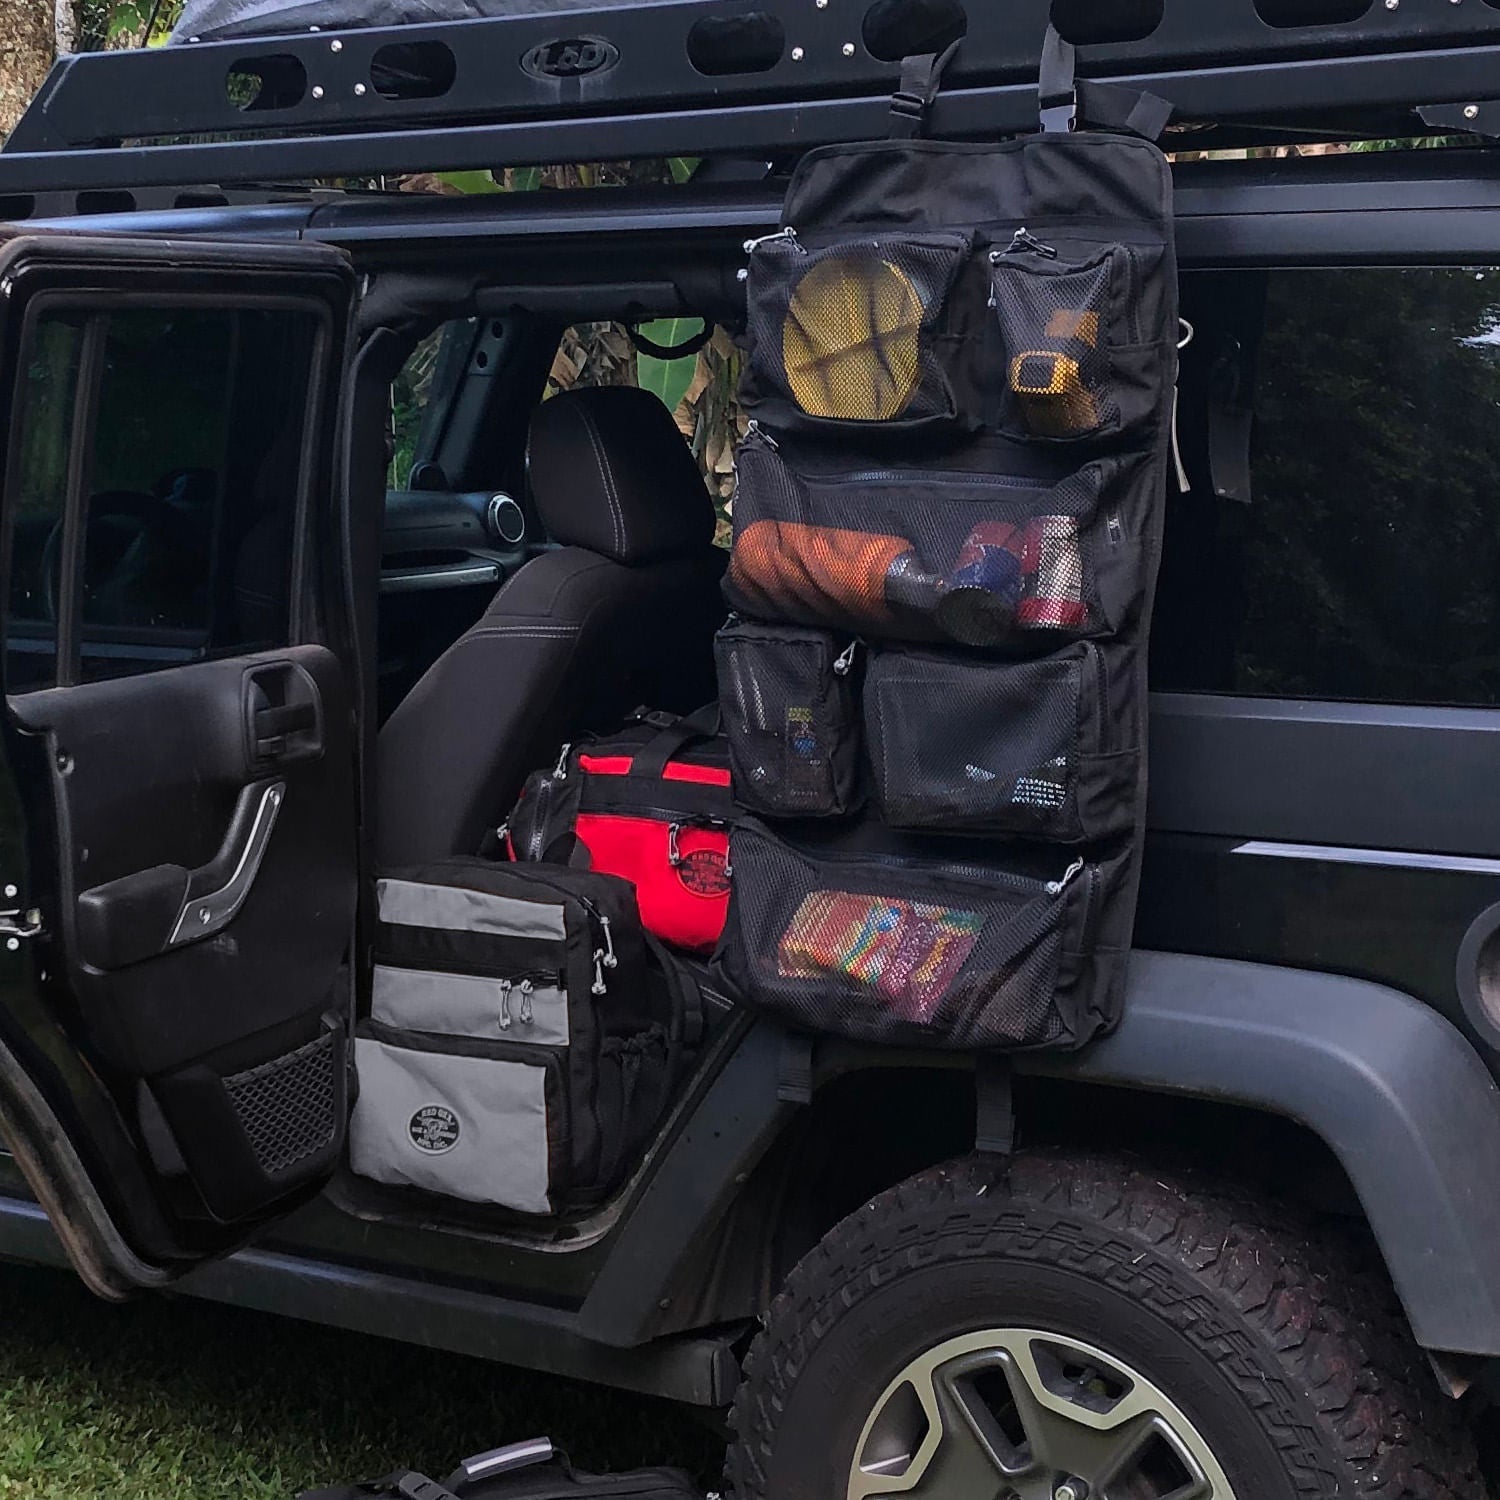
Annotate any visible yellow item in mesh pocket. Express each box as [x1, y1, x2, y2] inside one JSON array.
[[782, 254, 926, 421], [1009, 348, 1102, 439]]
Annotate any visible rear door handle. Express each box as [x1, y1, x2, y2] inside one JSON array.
[[168, 779, 285, 946]]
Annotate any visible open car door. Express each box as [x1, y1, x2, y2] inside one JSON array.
[[0, 233, 359, 1294]]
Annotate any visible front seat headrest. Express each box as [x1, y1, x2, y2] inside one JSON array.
[[527, 385, 715, 565]]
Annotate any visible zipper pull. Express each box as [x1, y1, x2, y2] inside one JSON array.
[[592, 952, 608, 997], [552, 742, 572, 780], [833, 639, 859, 677], [599, 913, 618, 970], [499, 978, 513, 1030], [518, 979, 534, 1027], [744, 419, 779, 452], [743, 226, 801, 254], [1106, 512, 1124, 548], [995, 228, 1058, 261], [1047, 858, 1086, 897]]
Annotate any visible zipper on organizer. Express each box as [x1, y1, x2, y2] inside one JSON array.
[[1084, 644, 1111, 754], [833, 639, 860, 677], [1116, 244, 1144, 346], [823, 468, 1040, 491], [993, 228, 1058, 261], [784, 834, 1077, 902], [496, 865, 617, 998], [744, 418, 779, 451], [1079, 862, 1103, 954], [744, 226, 803, 254]]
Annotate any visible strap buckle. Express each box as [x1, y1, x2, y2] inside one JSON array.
[[889, 89, 927, 125], [1040, 88, 1078, 133]]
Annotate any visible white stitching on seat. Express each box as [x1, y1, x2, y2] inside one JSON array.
[[574, 401, 626, 558]]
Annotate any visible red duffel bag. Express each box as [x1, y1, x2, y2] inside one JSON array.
[[503, 707, 732, 954]]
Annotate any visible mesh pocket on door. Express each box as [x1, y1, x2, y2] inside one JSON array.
[[989, 244, 1123, 441], [746, 230, 970, 430], [865, 645, 1134, 841], [716, 619, 862, 818]]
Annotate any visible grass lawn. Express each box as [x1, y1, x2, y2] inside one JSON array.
[[0, 1261, 724, 1498]]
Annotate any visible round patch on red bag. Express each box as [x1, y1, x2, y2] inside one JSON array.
[[678, 847, 730, 898]]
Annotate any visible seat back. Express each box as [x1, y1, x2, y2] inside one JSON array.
[[376, 386, 725, 867]]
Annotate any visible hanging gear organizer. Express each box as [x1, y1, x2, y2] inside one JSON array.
[[713, 35, 1178, 1053]]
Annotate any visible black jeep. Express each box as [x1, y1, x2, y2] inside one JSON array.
[[0, 1, 1497, 1495]]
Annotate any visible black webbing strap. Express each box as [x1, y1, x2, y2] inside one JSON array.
[[974, 1055, 1016, 1156], [628, 319, 712, 361], [1039, 24, 1172, 141], [630, 702, 722, 779], [778, 1032, 816, 1105], [889, 37, 962, 139]]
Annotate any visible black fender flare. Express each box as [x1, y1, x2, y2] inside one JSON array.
[[1020, 951, 1500, 1357], [583, 953, 1500, 1357]]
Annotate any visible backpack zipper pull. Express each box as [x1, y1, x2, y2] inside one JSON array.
[[552, 742, 572, 780], [1047, 858, 1086, 896], [745, 419, 779, 452], [599, 913, 618, 970], [743, 226, 801, 254], [995, 228, 1058, 261], [518, 979, 535, 1027], [592, 952, 608, 997], [833, 640, 859, 677], [499, 978, 513, 1030]]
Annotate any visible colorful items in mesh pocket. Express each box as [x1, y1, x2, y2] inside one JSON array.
[[728, 512, 1087, 646], [777, 888, 983, 1023], [989, 238, 1120, 441], [745, 228, 969, 427]]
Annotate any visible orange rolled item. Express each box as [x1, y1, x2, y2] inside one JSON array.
[[728, 519, 908, 629]]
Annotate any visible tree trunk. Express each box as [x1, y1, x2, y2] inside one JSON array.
[[0, 0, 65, 140]]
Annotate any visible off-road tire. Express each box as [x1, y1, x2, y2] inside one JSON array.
[[726, 1150, 1484, 1499]]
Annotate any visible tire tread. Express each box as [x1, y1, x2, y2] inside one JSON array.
[[726, 1150, 1484, 1499]]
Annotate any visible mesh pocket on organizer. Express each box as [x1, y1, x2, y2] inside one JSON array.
[[865, 645, 1134, 842], [726, 435, 1118, 646], [989, 246, 1125, 442], [746, 230, 970, 429], [715, 619, 862, 818], [718, 820, 1093, 1050]]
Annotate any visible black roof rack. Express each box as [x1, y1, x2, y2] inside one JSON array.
[[4, 0, 1500, 198]]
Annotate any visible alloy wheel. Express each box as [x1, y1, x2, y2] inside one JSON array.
[[848, 1327, 1237, 1500]]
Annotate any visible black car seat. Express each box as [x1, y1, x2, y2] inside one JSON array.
[[376, 385, 727, 867]]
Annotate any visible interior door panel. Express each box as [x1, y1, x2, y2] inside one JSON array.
[[0, 234, 360, 1272], [11, 645, 354, 1078]]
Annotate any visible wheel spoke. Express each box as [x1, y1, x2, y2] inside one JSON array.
[[847, 1329, 1238, 1500]]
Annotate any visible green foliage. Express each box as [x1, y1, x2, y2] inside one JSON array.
[[0, 1262, 720, 1496], [90, 0, 182, 48], [635, 318, 703, 413], [435, 171, 504, 195]]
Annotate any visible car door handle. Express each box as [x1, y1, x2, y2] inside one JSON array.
[[245, 662, 323, 767], [76, 780, 287, 970], [168, 780, 286, 946]]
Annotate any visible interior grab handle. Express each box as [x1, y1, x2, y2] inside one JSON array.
[[167, 779, 286, 947]]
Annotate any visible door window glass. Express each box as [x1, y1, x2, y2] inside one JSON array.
[[1155, 266, 1500, 707], [4, 302, 324, 688], [6, 313, 86, 691]]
